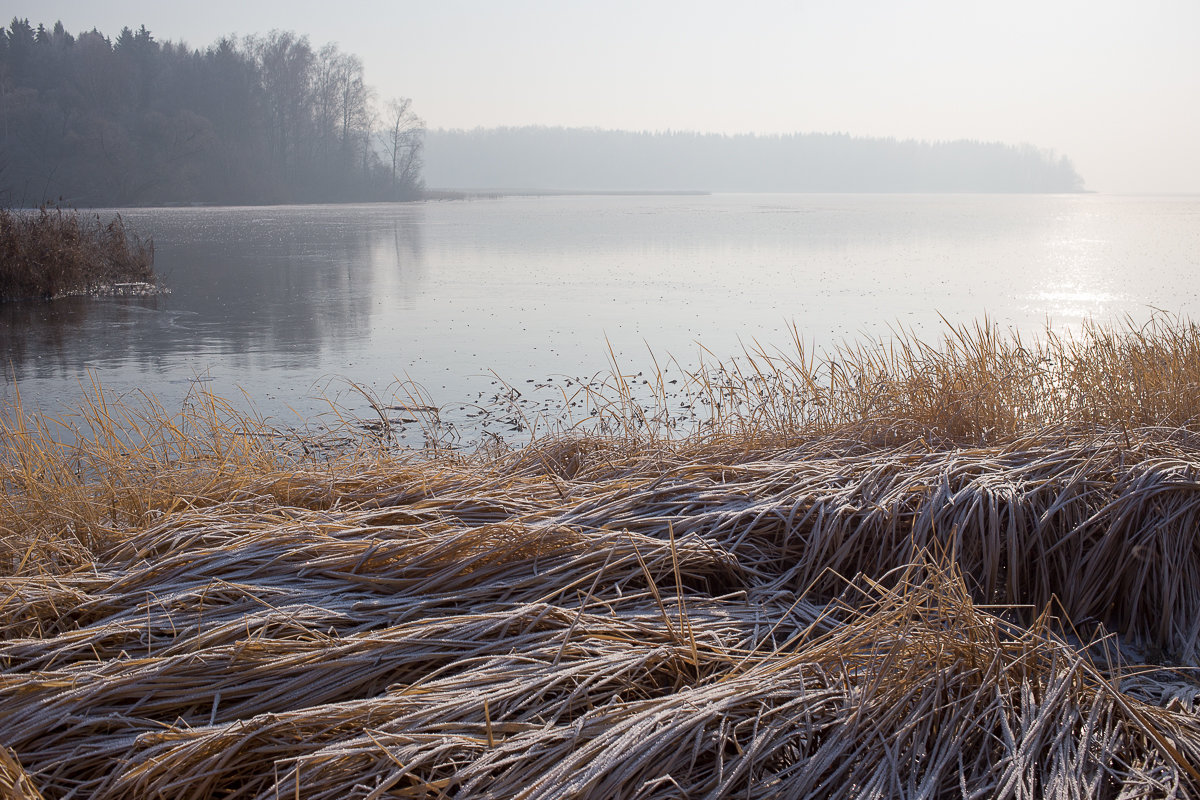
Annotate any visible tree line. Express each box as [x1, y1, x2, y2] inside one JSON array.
[[424, 127, 1085, 193], [0, 19, 424, 206]]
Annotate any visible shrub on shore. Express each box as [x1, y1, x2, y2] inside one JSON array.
[[4, 318, 1200, 797], [0, 206, 156, 301]]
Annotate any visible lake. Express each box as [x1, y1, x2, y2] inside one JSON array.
[[3, 193, 1199, 442]]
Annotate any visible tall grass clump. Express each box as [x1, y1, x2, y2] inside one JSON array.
[[0, 382, 413, 576], [5, 317, 1200, 798], [0, 206, 156, 301], [590, 314, 1200, 447]]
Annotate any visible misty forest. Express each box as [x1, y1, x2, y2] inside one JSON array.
[[424, 126, 1085, 192], [0, 19, 425, 206]]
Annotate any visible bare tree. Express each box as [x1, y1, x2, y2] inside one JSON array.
[[381, 97, 423, 197], [249, 30, 314, 179], [336, 53, 370, 156], [311, 44, 343, 166], [359, 103, 377, 181]]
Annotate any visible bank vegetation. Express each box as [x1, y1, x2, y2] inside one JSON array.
[[0, 206, 157, 301], [3, 317, 1200, 798]]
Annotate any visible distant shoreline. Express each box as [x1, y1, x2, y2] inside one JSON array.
[[424, 127, 1088, 194], [422, 188, 711, 200], [18, 188, 1124, 210], [422, 188, 1099, 200]]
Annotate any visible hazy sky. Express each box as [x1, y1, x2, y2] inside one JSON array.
[[17, 0, 1200, 193]]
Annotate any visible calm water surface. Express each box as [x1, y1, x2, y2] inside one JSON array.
[[3, 193, 1199, 434]]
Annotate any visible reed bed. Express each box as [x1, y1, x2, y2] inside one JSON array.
[[4, 318, 1200, 798], [0, 206, 156, 301]]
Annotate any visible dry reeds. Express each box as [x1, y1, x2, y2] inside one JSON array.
[[559, 315, 1200, 448], [0, 206, 156, 301], [5, 317, 1200, 797]]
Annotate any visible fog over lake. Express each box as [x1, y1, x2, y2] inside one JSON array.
[[4, 193, 1199, 437]]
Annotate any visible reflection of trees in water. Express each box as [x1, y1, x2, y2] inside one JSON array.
[[369, 216, 426, 308], [160, 206, 427, 363], [2, 206, 428, 377], [2, 298, 93, 374], [2, 296, 172, 379]]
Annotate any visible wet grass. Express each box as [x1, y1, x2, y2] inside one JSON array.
[[4, 317, 1200, 798], [0, 206, 156, 302]]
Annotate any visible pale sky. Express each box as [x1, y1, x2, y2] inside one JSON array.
[[15, 0, 1200, 193]]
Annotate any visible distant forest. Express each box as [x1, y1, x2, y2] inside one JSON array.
[[0, 19, 424, 206], [425, 127, 1086, 193]]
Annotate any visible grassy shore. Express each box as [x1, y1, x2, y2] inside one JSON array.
[[0, 206, 157, 301], [4, 318, 1200, 798]]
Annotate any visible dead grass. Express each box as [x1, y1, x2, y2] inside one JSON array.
[[0, 206, 156, 301], [4, 317, 1200, 798], [573, 314, 1200, 447]]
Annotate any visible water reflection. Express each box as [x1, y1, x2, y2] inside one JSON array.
[[3, 195, 1198, 429], [1, 295, 174, 378], [3, 204, 427, 381], [151, 205, 427, 363], [1020, 202, 1142, 326]]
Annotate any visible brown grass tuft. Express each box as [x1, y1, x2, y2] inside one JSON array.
[[5, 317, 1200, 797], [0, 206, 157, 301]]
